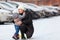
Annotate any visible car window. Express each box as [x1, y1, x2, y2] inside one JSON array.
[[27, 4, 38, 8], [1, 3, 12, 8], [8, 2, 18, 7]]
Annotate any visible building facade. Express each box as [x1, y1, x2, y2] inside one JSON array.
[[10, 0, 60, 6], [0, 0, 60, 6]]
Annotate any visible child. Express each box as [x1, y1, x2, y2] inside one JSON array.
[[12, 6, 26, 40]]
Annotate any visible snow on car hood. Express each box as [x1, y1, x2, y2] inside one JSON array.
[[0, 9, 11, 13]]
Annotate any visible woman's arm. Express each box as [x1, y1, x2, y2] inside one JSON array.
[[14, 18, 22, 25], [14, 18, 20, 23], [22, 13, 32, 25]]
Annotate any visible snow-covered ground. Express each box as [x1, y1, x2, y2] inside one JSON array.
[[0, 16, 60, 40]]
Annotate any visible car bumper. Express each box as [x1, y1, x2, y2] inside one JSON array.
[[0, 15, 13, 22]]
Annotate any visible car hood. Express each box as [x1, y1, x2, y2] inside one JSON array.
[[0, 9, 11, 13]]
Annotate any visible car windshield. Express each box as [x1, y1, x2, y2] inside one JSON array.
[[1, 3, 13, 8], [27, 3, 38, 8], [8, 2, 18, 8]]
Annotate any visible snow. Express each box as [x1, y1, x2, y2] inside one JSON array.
[[0, 16, 60, 40]]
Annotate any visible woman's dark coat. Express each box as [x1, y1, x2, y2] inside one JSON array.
[[20, 9, 34, 38]]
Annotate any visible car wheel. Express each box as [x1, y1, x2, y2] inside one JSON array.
[[0, 22, 4, 24]]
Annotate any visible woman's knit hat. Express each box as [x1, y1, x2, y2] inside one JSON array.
[[18, 5, 26, 11]]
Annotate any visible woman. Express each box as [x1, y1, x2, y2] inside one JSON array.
[[12, 6, 34, 40]]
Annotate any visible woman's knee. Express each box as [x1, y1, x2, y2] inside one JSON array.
[[26, 31, 34, 38], [26, 33, 33, 38]]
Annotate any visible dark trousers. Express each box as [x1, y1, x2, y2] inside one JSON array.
[[20, 25, 34, 38]]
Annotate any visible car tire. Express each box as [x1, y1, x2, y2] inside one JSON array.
[[0, 22, 4, 24]]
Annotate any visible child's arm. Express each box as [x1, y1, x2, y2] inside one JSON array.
[[13, 13, 22, 25]]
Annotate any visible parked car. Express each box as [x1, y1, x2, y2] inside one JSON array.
[[0, 3, 15, 12], [0, 9, 13, 24]]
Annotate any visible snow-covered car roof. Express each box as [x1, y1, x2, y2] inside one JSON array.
[[0, 3, 15, 11], [39, 6, 60, 10], [0, 1, 16, 8], [39, 6, 59, 12], [26, 3, 39, 7]]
